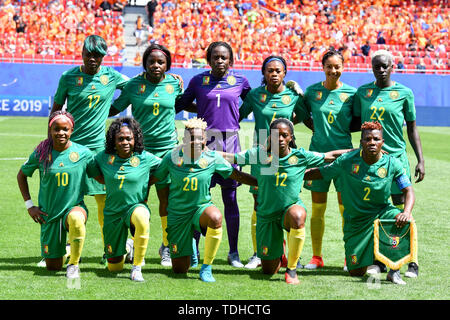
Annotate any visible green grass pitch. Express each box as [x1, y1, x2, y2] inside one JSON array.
[[0, 116, 449, 300]]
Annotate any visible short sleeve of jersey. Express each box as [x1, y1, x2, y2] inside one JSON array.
[[175, 77, 196, 112], [319, 156, 343, 181], [213, 152, 234, 179], [148, 152, 170, 184], [293, 96, 310, 122], [403, 88, 416, 122], [303, 150, 326, 168], [153, 151, 171, 182], [234, 147, 258, 167], [85, 149, 101, 178], [352, 89, 362, 117], [20, 151, 40, 177], [391, 156, 412, 190], [111, 82, 132, 112], [53, 72, 68, 106], [240, 77, 251, 100], [239, 94, 253, 119], [113, 69, 129, 90]]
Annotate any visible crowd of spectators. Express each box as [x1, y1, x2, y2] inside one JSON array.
[[149, 0, 448, 72], [0, 0, 126, 63], [0, 0, 448, 72]]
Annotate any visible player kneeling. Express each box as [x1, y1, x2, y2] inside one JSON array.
[[304, 121, 417, 285]]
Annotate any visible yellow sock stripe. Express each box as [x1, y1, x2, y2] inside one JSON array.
[[107, 257, 124, 272], [161, 215, 169, 247], [287, 227, 305, 270], [310, 202, 327, 257], [131, 207, 150, 266], [251, 210, 257, 253], [203, 227, 223, 265], [67, 210, 86, 266]]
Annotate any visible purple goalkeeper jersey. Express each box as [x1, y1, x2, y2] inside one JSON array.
[[178, 70, 251, 132]]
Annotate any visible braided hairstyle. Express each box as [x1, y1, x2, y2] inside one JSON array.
[[105, 117, 144, 155], [35, 110, 75, 173], [267, 118, 297, 151]]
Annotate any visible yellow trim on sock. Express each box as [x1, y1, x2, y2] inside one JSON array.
[[161, 215, 169, 247], [203, 227, 222, 265], [67, 211, 86, 266], [107, 257, 124, 272], [251, 210, 257, 253], [310, 202, 327, 257], [287, 227, 305, 270], [95, 194, 106, 245], [130, 207, 150, 266]]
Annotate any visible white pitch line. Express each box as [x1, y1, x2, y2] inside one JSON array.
[[0, 157, 27, 161]]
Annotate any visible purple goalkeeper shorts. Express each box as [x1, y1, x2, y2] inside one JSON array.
[[207, 130, 241, 189]]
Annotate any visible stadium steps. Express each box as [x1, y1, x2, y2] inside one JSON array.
[[121, 4, 148, 67]]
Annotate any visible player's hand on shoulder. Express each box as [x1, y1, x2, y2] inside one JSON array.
[[286, 80, 304, 96]]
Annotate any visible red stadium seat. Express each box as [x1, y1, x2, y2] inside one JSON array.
[[1, 53, 13, 63]]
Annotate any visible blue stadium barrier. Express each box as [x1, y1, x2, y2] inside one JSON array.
[[0, 63, 449, 126]]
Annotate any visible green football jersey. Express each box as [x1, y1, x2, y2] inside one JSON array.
[[239, 86, 309, 145], [236, 146, 325, 222], [112, 73, 182, 152], [53, 66, 129, 150], [320, 150, 409, 219], [153, 147, 234, 216], [304, 81, 356, 152], [95, 150, 162, 216], [353, 81, 416, 156], [20, 142, 97, 222]]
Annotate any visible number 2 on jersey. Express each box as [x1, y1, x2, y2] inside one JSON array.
[[363, 187, 371, 201], [370, 106, 385, 121]]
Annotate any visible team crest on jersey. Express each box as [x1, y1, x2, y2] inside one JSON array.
[[43, 244, 49, 254], [306, 180, 313, 186], [352, 164, 360, 174], [129, 156, 140, 167], [262, 246, 269, 256], [281, 95, 291, 105], [69, 152, 79, 163], [108, 155, 115, 165], [100, 75, 109, 85], [389, 91, 399, 100], [165, 84, 174, 94], [377, 167, 387, 178], [260, 93, 267, 103], [365, 89, 373, 98], [202, 76, 210, 85], [288, 155, 298, 165], [198, 158, 208, 169], [391, 236, 400, 249], [315, 91, 322, 100], [339, 93, 349, 102], [107, 244, 113, 254], [76, 77, 83, 86], [227, 75, 236, 86], [351, 254, 357, 265], [171, 244, 178, 254], [139, 84, 146, 94]]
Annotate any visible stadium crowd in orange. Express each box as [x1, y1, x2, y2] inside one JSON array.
[[0, 0, 126, 59], [0, 0, 448, 72], [151, 0, 448, 71]]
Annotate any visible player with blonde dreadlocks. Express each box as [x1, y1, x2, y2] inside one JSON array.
[[153, 117, 257, 282]]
